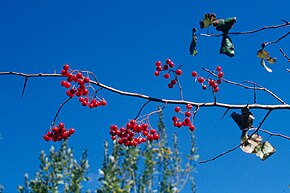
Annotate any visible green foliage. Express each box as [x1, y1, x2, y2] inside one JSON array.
[[97, 108, 198, 192], [18, 140, 89, 193]]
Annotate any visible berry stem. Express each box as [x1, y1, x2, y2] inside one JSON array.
[[133, 100, 151, 120], [48, 97, 73, 133]]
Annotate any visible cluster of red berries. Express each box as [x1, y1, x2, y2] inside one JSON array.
[[43, 122, 75, 142], [191, 66, 224, 93], [61, 64, 107, 108], [109, 120, 160, 146], [154, 59, 183, 89], [172, 104, 195, 131]]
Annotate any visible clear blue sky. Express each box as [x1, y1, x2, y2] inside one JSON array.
[[0, 0, 290, 192]]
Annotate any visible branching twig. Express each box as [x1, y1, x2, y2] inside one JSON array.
[[203, 68, 286, 104], [251, 128, 290, 141], [199, 110, 271, 164], [280, 48, 290, 62], [197, 22, 290, 37], [263, 31, 290, 46]]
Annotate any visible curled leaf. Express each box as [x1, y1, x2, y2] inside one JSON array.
[[220, 34, 234, 57], [267, 57, 277, 64], [257, 49, 270, 59], [257, 49, 277, 72], [260, 59, 272, 72], [189, 28, 198, 56], [199, 13, 216, 29], [240, 131, 276, 160], [213, 17, 236, 33]]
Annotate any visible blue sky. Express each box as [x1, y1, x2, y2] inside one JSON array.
[[0, 0, 290, 192]]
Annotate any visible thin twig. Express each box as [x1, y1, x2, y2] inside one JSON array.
[[133, 100, 151, 120], [197, 22, 290, 37], [280, 48, 290, 62], [199, 110, 271, 164], [49, 97, 73, 130], [264, 31, 290, 46], [252, 128, 290, 141], [21, 77, 28, 99]]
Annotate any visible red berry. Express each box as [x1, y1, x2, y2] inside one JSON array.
[[150, 129, 156, 134], [171, 79, 177, 85], [58, 122, 65, 129], [177, 122, 183, 128], [61, 81, 71, 88], [218, 71, 224, 78], [43, 135, 51, 141], [186, 104, 192, 110], [52, 126, 58, 133], [100, 100, 107, 106], [202, 84, 207, 90], [69, 128, 75, 134], [175, 106, 181, 113], [82, 89, 89, 96], [168, 83, 173, 88], [76, 72, 83, 79], [110, 124, 118, 131], [76, 91, 82, 97], [156, 66, 162, 71], [212, 82, 218, 89], [208, 79, 215, 86], [66, 90, 74, 98], [198, 77, 205, 83], [217, 79, 222, 84], [216, 66, 222, 71], [166, 59, 172, 64], [189, 125, 195, 131], [176, 69, 182, 76], [172, 116, 178, 122], [78, 79, 85, 85], [154, 71, 160, 76], [84, 77, 90, 83], [63, 64, 70, 71], [214, 87, 219, 93], [142, 124, 148, 130], [163, 65, 169, 70], [155, 60, 162, 66], [142, 131, 148, 136], [164, 73, 170, 79], [169, 62, 174, 68], [61, 70, 69, 76], [153, 133, 160, 140], [82, 101, 88, 106], [185, 111, 191, 117], [184, 117, 191, 125], [191, 71, 198, 77]]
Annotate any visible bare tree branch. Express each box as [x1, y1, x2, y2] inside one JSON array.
[[1, 72, 290, 111]]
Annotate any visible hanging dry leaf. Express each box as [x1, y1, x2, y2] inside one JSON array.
[[257, 49, 277, 72], [199, 13, 216, 29], [240, 131, 276, 160]]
